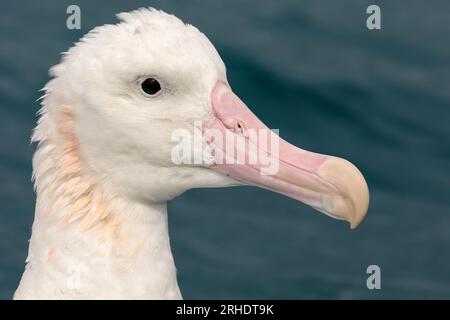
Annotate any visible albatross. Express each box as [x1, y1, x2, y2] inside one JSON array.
[[14, 8, 369, 299]]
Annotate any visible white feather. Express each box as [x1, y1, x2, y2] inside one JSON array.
[[15, 8, 236, 300]]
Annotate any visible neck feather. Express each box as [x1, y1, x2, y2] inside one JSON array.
[[15, 105, 181, 299]]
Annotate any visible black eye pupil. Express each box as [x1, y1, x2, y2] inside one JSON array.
[[141, 78, 161, 95]]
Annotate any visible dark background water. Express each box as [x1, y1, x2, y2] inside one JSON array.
[[1, 0, 449, 299]]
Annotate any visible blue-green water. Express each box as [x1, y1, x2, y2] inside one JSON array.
[[1, 0, 450, 299]]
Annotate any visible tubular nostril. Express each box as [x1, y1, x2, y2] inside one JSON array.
[[222, 118, 237, 130], [237, 121, 248, 137], [222, 118, 248, 137]]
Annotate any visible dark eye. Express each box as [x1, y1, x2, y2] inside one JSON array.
[[140, 78, 161, 96]]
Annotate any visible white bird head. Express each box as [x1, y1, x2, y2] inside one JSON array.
[[35, 8, 369, 229]]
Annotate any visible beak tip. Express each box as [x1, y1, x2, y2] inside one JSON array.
[[319, 157, 370, 229], [350, 216, 363, 229]]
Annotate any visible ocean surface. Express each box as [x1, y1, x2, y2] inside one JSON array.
[[1, 0, 450, 299]]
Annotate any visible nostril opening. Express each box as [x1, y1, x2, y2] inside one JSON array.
[[221, 118, 248, 137]]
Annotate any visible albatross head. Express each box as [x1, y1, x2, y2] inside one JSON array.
[[38, 8, 369, 229]]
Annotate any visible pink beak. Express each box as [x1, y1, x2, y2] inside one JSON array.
[[205, 81, 369, 228]]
